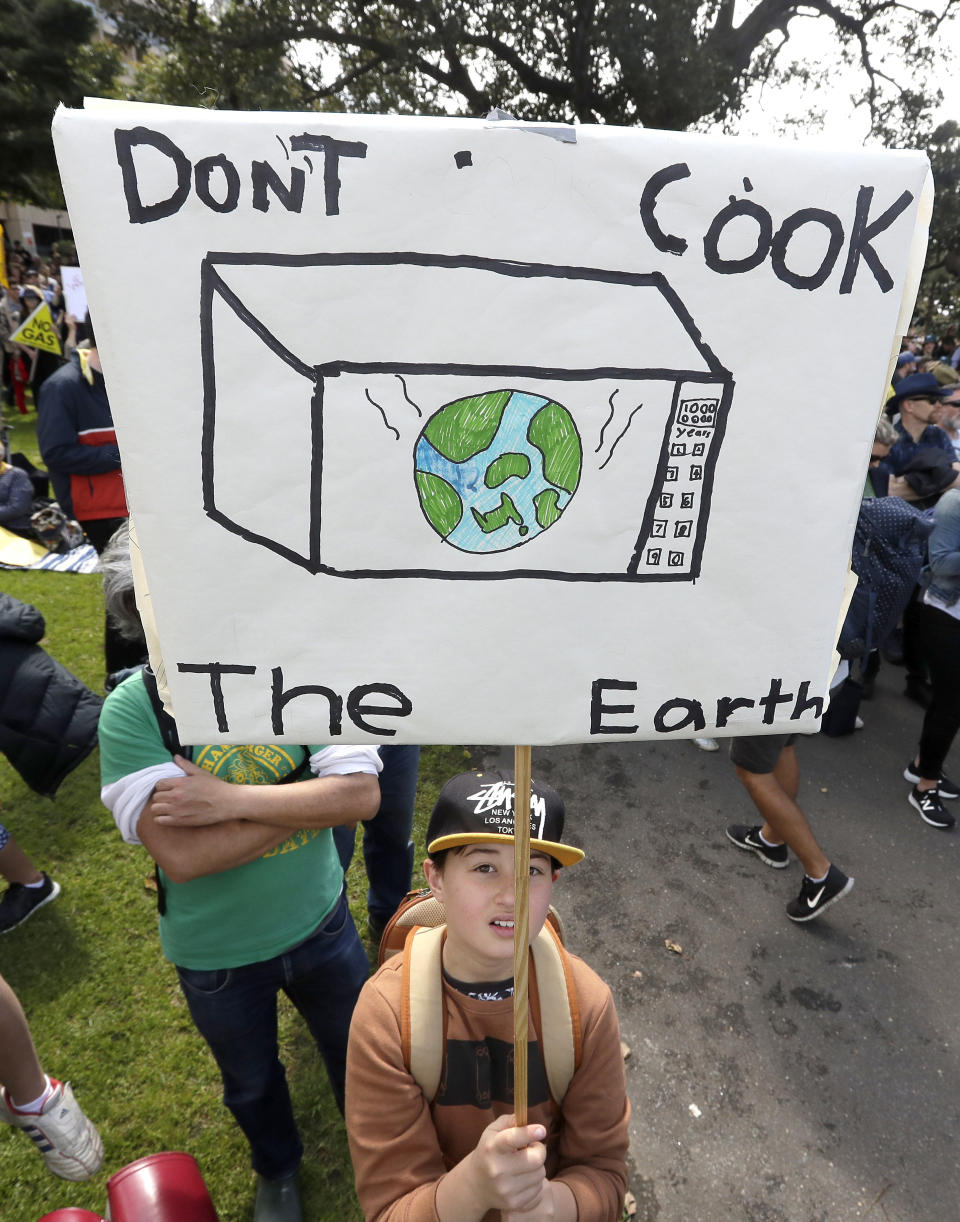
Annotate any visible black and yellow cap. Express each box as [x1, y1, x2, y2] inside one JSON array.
[[426, 769, 584, 867]]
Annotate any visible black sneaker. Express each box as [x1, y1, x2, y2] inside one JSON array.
[[903, 762, 959, 799], [726, 824, 789, 869], [908, 786, 956, 829], [0, 874, 61, 934], [786, 865, 854, 922]]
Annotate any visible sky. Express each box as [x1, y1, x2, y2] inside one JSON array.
[[727, 5, 959, 148]]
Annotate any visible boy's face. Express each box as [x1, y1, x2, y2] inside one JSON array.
[[424, 842, 558, 982]]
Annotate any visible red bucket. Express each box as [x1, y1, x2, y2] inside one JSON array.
[[106, 1152, 218, 1221]]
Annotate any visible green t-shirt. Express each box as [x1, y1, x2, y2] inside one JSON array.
[[99, 671, 344, 970]]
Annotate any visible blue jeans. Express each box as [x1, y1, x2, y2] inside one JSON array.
[[334, 744, 420, 929], [175, 888, 369, 1179]]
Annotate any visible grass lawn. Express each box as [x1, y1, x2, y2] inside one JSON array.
[[1, 403, 473, 1220]]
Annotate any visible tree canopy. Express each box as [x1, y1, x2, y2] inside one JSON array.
[[914, 120, 960, 328], [112, 0, 958, 136], [0, 0, 121, 203]]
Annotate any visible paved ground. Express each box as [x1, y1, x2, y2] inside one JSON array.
[[475, 661, 960, 1222]]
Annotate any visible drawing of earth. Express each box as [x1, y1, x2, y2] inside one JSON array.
[[414, 390, 582, 554]]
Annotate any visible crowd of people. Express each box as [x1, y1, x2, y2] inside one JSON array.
[[890, 331, 960, 391], [0, 241, 90, 415], [688, 331, 960, 940], [2, 284, 960, 1220]]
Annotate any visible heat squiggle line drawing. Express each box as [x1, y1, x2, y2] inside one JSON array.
[[596, 391, 617, 454], [599, 402, 643, 471], [364, 388, 400, 439]]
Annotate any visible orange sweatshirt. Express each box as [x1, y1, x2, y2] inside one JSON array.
[[346, 946, 629, 1222]]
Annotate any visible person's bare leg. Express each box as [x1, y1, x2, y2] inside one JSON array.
[[734, 748, 830, 879], [0, 971, 103, 1180], [0, 837, 44, 886], [908, 752, 939, 792], [772, 745, 799, 801], [0, 973, 46, 1104]]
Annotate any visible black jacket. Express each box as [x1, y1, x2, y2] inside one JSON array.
[[0, 592, 102, 795]]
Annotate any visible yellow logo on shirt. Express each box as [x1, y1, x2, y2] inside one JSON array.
[[193, 743, 302, 784], [262, 828, 322, 858], [190, 744, 321, 858]]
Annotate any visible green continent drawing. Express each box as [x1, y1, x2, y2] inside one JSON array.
[[422, 390, 512, 462], [533, 488, 563, 529], [527, 401, 581, 492], [472, 493, 526, 535], [485, 453, 531, 487], [414, 470, 463, 537], [414, 390, 582, 554]]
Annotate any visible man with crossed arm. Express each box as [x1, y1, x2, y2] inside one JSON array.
[[99, 660, 380, 1222]]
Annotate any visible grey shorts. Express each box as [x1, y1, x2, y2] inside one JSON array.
[[729, 733, 796, 775]]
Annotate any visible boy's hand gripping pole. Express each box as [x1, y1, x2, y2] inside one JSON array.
[[513, 744, 532, 1125]]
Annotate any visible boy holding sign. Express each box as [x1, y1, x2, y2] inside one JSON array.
[[346, 770, 629, 1221]]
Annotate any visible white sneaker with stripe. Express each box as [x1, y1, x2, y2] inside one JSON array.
[[0, 1079, 103, 1180]]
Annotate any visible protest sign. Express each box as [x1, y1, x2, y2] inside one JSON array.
[[61, 265, 88, 321], [11, 299, 62, 355], [52, 101, 930, 746]]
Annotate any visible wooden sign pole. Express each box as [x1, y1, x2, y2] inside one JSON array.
[[513, 744, 532, 1125]]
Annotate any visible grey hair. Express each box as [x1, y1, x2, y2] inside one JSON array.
[[100, 520, 145, 642], [874, 415, 898, 447]]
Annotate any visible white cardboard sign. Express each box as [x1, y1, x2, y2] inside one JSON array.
[[60, 265, 87, 322], [53, 102, 930, 745]]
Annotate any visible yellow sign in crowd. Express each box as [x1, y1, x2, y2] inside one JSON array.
[[10, 300, 62, 355]]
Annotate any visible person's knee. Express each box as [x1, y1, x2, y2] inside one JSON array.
[[220, 1052, 287, 1103], [733, 763, 774, 791]]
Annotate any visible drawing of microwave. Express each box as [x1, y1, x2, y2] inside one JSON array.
[[200, 252, 733, 581]]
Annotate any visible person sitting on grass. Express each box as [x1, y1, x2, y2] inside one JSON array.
[[0, 454, 35, 539], [345, 769, 629, 1222]]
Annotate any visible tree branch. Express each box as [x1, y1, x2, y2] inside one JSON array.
[[466, 27, 580, 109], [425, 4, 491, 113], [309, 53, 388, 101], [566, 1, 599, 120]]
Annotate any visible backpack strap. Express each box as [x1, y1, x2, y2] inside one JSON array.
[[402, 925, 446, 1103], [141, 664, 186, 758], [275, 753, 313, 784], [531, 920, 582, 1104], [400, 921, 581, 1105]]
